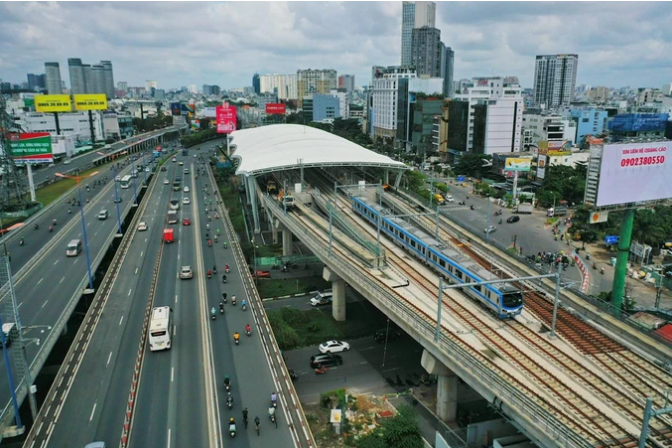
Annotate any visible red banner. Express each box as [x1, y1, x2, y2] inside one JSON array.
[[216, 106, 237, 134], [265, 103, 286, 115]]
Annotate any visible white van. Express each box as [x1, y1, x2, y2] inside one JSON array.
[[310, 291, 333, 306], [66, 239, 82, 257]]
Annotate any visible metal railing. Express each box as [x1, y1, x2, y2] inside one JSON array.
[[263, 194, 589, 448]]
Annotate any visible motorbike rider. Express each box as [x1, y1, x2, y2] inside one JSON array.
[[226, 392, 234, 407], [233, 332, 240, 343], [242, 408, 249, 426], [245, 323, 251, 334], [271, 391, 277, 406], [34, 223, 39, 230], [211, 307, 216, 317], [241, 299, 247, 309], [20, 237, 25, 246], [268, 405, 276, 419]]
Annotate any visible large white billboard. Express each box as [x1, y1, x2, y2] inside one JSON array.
[[596, 141, 671, 207]]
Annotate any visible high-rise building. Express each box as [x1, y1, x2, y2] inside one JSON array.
[[252, 73, 261, 94], [68, 58, 87, 95], [410, 26, 442, 77], [82, 64, 93, 93], [27, 73, 46, 91], [338, 75, 355, 93], [401, 1, 436, 66], [371, 66, 417, 140], [297, 69, 337, 104], [313, 94, 340, 121], [45, 62, 62, 95], [117, 81, 128, 91], [100, 61, 115, 98], [532, 54, 578, 109], [91, 64, 105, 95], [442, 47, 454, 98], [453, 77, 523, 155], [146, 80, 158, 91]]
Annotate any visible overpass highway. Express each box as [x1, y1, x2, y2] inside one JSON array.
[[25, 144, 302, 448], [0, 147, 180, 435]]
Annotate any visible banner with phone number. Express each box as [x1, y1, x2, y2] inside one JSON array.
[[596, 142, 670, 207]]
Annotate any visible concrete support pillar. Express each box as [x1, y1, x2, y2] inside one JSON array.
[[272, 218, 279, 244], [282, 226, 292, 256], [250, 175, 261, 234], [323, 267, 346, 321], [384, 169, 389, 185], [244, 175, 252, 205], [421, 350, 457, 422], [394, 168, 403, 189]]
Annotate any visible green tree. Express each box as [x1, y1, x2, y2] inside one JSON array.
[[633, 209, 666, 247], [356, 405, 423, 448], [454, 154, 492, 178]]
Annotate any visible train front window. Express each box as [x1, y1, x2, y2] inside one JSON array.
[[502, 291, 523, 308]]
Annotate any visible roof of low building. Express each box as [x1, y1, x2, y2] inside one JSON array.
[[230, 124, 407, 176]]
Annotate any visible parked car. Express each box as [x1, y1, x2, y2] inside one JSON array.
[[310, 353, 343, 368], [484, 225, 497, 234], [319, 340, 350, 353], [180, 266, 193, 279], [373, 328, 402, 343], [506, 216, 520, 223], [309, 292, 333, 306]]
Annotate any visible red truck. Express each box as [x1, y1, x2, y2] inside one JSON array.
[[254, 270, 271, 278], [163, 228, 175, 243]]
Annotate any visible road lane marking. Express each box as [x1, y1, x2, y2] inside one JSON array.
[[119, 316, 124, 325], [37, 278, 43, 285], [173, 326, 176, 336], [360, 361, 368, 365], [128, 289, 132, 296], [140, 251, 144, 257], [167, 429, 171, 448], [135, 267, 138, 274], [145, 238, 147, 243], [59, 277, 65, 284], [53, 260, 59, 266], [107, 352, 112, 367], [171, 367, 174, 382], [175, 294, 178, 304], [18, 302, 23, 309], [41, 300, 49, 308], [89, 402, 97, 421], [177, 253, 180, 260]]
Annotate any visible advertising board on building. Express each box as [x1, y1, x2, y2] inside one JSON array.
[[596, 141, 672, 207], [536, 155, 547, 179], [216, 106, 237, 134], [265, 103, 286, 115], [35, 95, 72, 113], [10, 133, 53, 164], [170, 103, 182, 116], [73, 94, 108, 111], [504, 158, 532, 172]]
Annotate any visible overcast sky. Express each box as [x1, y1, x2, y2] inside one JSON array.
[[1, 2, 671, 91]]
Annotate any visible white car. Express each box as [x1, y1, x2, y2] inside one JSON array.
[[445, 195, 454, 203], [137, 222, 148, 231], [178, 161, 184, 166], [163, 179, 170, 185], [183, 186, 190, 193], [180, 266, 193, 279], [484, 225, 497, 234], [63, 159, 71, 165], [182, 197, 190, 205], [318, 340, 350, 354], [116, 176, 122, 182]]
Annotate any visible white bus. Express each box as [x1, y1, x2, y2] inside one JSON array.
[[119, 175, 132, 189], [149, 306, 173, 351]]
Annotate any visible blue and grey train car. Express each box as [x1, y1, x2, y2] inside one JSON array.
[[352, 196, 523, 318]]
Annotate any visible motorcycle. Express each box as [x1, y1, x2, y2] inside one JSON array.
[[34, 224, 39, 230], [601, 267, 605, 275], [19, 238, 25, 246], [232, 296, 237, 306], [227, 397, 234, 409], [315, 365, 328, 375], [208, 239, 212, 247], [222, 275, 227, 284], [242, 304, 247, 312], [223, 241, 228, 249], [470, 205, 474, 210], [269, 411, 276, 424], [498, 219, 502, 225], [229, 423, 236, 438], [234, 338, 239, 346], [282, 264, 289, 273], [207, 270, 212, 279], [49, 225, 53, 233], [225, 265, 230, 273], [219, 305, 224, 315]]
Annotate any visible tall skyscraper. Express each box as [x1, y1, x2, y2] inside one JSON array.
[[117, 81, 128, 91], [45, 62, 62, 94], [533, 54, 579, 108], [401, 1, 436, 66], [252, 73, 261, 94], [338, 74, 355, 93], [68, 58, 87, 94], [91, 64, 105, 95], [410, 26, 442, 77], [297, 69, 337, 104], [27, 73, 46, 91], [442, 47, 454, 98], [100, 61, 115, 99]]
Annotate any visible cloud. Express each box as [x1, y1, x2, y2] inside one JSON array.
[[0, 2, 670, 90]]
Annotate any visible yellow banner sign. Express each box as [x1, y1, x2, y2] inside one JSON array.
[[35, 95, 72, 113], [74, 94, 108, 111]]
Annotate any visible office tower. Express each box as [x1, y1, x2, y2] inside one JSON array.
[[533, 54, 579, 108], [100, 61, 115, 98], [117, 81, 128, 91], [371, 66, 417, 140], [91, 64, 105, 95], [45, 62, 62, 94], [401, 1, 436, 66], [296, 69, 337, 104], [338, 75, 355, 93], [252, 73, 260, 94], [68, 58, 87, 94], [442, 47, 454, 98], [410, 26, 442, 77], [146, 80, 158, 91], [27, 73, 45, 91]]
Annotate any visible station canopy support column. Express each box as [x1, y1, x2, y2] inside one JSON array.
[[323, 267, 346, 321], [249, 175, 261, 234], [422, 350, 457, 422]]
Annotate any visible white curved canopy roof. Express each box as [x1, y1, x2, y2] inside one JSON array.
[[230, 124, 407, 176]]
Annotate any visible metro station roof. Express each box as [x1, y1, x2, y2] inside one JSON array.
[[230, 124, 408, 176]]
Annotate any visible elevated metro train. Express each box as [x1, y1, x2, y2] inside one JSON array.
[[352, 196, 523, 318]]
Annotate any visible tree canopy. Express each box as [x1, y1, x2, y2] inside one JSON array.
[[454, 154, 492, 178], [355, 405, 423, 448]]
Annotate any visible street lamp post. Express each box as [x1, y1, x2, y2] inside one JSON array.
[[98, 150, 127, 236], [142, 151, 148, 185], [56, 171, 99, 292], [131, 158, 139, 205]]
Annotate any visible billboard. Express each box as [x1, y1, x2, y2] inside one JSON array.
[[35, 95, 72, 113], [595, 142, 671, 207], [74, 94, 108, 111], [9, 133, 53, 164], [504, 158, 532, 172], [216, 106, 237, 134], [265, 103, 286, 115], [536, 155, 547, 179], [170, 102, 182, 116]]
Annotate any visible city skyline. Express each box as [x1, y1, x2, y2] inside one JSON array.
[[1, 2, 671, 91]]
